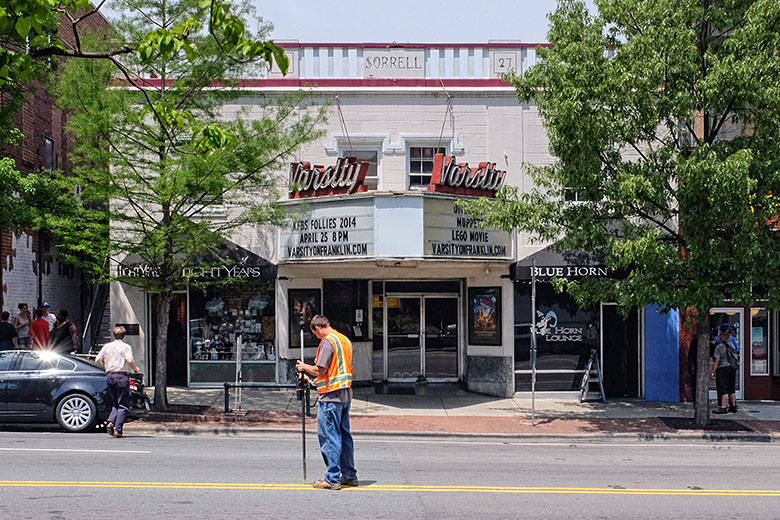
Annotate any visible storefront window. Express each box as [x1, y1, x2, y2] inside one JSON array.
[[750, 308, 769, 376], [372, 281, 384, 380], [513, 282, 598, 392], [189, 281, 276, 383], [323, 280, 369, 342]]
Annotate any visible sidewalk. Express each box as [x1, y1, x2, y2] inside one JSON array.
[[125, 384, 780, 440]]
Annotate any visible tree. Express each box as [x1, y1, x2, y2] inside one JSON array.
[[465, 0, 780, 426], [51, 0, 324, 411], [0, 0, 289, 229]]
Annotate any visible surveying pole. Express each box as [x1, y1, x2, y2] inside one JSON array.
[[296, 318, 308, 483]]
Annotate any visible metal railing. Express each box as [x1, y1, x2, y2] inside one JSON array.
[[222, 382, 298, 414]]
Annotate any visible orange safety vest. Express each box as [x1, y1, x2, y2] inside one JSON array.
[[314, 331, 353, 394]]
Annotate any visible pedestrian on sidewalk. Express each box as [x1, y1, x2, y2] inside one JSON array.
[[29, 308, 49, 349], [41, 302, 56, 332], [95, 326, 142, 438], [13, 303, 32, 347], [711, 323, 739, 414], [296, 315, 358, 490], [50, 310, 78, 354], [0, 311, 18, 350]]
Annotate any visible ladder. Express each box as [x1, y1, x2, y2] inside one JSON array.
[[578, 348, 607, 403]]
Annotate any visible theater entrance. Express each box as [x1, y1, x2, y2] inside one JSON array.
[[373, 281, 461, 383]]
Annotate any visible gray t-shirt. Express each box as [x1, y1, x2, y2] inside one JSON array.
[[714, 341, 735, 369], [315, 337, 353, 403]]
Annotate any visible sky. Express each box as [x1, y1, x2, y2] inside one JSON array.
[[256, 0, 573, 44]]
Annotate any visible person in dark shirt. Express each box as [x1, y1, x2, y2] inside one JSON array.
[[0, 311, 18, 350], [50, 309, 78, 354]]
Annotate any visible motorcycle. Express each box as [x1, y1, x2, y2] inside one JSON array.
[[128, 372, 152, 418]]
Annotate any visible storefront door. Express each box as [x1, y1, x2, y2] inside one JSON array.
[[148, 291, 188, 387], [708, 308, 743, 400], [385, 294, 459, 382], [600, 304, 640, 398]]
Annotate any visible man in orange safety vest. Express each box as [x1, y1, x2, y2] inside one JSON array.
[[296, 315, 358, 490]]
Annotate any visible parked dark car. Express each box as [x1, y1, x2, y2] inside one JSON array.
[[0, 350, 150, 433]]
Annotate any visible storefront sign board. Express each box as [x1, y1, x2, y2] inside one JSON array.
[[423, 198, 512, 260], [116, 263, 271, 279], [279, 199, 375, 261]]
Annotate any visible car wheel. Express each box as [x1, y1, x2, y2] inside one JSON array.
[[55, 394, 98, 433]]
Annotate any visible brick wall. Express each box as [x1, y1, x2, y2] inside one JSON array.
[[1, 230, 85, 330], [1, 9, 113, 337]]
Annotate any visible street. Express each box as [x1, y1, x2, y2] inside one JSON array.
[[0, 428, 778, 519]]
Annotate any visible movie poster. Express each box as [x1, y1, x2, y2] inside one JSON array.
[[468, 287, 501, 345], [288, 289, 321, 348]]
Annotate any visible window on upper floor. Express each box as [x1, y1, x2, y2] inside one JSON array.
[[564, 187, 585, 202], [43, 137, 54, 170], [342, 149, 379, 190], [408, 146, 446, 189]]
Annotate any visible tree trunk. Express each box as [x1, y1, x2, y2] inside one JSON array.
[[694, 318, 711, 426], [153, 291, 171, 412]]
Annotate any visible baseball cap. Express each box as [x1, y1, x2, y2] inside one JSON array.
[[42, 302, 50, 307], [719, 323, 732, 332]]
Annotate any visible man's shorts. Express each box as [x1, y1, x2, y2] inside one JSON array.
[[716, 366, 737, 396]]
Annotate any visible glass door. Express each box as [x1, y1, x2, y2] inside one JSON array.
[[708, 308, 743, 400], [386, 296, 422, 381], [424, 297, 459, 381]]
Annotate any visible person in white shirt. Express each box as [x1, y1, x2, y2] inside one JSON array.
[[41, 302, 56, 332], [95, 326, 142, 438]]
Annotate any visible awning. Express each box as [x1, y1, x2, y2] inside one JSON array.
[[512, 247, 611, 282], [117, 238, 276, 281]]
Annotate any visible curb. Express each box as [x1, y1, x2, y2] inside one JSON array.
[[123, 422, 780, 443]]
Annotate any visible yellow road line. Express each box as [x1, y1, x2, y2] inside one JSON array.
[[0, 481, 778, 496]]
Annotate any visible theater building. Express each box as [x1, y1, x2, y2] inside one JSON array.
[[109, 41, 780, 401]]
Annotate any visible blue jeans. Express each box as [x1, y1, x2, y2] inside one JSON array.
[[317, 401, 357, 484]]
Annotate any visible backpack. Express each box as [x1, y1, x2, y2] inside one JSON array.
[[725, 344, 740, 369]]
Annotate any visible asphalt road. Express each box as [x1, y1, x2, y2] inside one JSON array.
[[0, 427, 778, 519]]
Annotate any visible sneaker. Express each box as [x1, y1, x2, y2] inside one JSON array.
[[712, 408, 728, 414], [341, 478, 359, 487], [728, 406, 738, 413], [113, 432, 124, 438], [106, 422, 114, 436], [312, 479, 341, 490]]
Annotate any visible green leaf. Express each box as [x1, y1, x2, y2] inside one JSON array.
[[15, 17, 31, 38]]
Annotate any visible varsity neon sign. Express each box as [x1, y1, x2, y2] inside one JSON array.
[[428, 154, 506, 196], [289, 156, 369, 198]]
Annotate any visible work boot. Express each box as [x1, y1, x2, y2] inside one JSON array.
[[341, 478, 359, 487], [312, 479, 341, 490]]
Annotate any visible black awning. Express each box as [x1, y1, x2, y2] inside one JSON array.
[[117, 238, 276, 281], [512, 247, 609, 282]]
